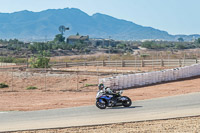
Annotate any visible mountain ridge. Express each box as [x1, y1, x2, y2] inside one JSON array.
[[0, 8, 199, 41]]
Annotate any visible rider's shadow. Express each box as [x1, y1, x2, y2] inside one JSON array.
[[108, 106, 142, 109]]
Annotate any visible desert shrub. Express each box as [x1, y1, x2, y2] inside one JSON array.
[[85, 84, 98, 87], [198, 38, 200, 44], [26, 86, 37, 90], [0, 57, 26, 63], [29, 51, 50, 68], [140, 54, 150, 59], [0, 83, 9, 88]]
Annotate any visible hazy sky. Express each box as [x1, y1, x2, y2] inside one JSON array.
[[0, 0, 199, 35]]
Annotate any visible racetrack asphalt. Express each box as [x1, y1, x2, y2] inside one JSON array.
[[0, 92, 200, 132]]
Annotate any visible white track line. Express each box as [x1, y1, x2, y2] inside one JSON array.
[[0, 112, 8, 114]]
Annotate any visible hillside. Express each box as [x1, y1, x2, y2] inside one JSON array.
[[0, 8, 199, 41]]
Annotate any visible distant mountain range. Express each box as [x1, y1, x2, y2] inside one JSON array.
[[0, 8, 199, 41]]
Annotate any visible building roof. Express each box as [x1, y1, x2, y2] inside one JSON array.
[[67, 35, 89, 40]]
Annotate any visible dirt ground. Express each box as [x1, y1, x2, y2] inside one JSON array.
[[11, 116, 200, 133], [57, 66, 169, 73], [0, 66, 200, 111]]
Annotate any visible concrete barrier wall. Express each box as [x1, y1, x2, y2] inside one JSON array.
[[99, 63, 200, 90]]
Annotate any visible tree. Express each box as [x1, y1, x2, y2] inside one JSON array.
[[198, 38, 200, 43], [29, 51, 50, 68], [141, 41, 153, 49], [175, 43, 186, 49], [83, 48, 91, 54], [54, 34, 65, 43], [28, 42, 49, 53], [73, 41, 88, 52], [141, 41, 161, 49], [140, 54, 150, 59], [116, 43, 126, 49], [178, 37, 184, 42]]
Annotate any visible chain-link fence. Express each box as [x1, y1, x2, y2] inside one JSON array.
[[0, 67, 110, 93]]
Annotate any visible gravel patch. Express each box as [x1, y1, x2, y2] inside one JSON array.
[[11, 116, 200, 133]]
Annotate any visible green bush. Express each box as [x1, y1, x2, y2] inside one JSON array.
[[0, 57, 26, 63], [140, 54, 150, 58], [198, 38, 200, 44], [26, 86, 38, 90], [0, 83, 9, 88], [85, 84, 98, 87], [29, 51, 50, 68]]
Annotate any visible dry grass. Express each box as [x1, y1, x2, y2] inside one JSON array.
[[50, 49, 200, 63]]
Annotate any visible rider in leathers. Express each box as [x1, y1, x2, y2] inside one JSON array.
[[98, 83, 114, 93], [98, 83, 117, 105]]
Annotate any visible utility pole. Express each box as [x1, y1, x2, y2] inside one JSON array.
[[109, 36, 111, 62]]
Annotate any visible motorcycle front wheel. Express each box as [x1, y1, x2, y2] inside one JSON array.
[[122, 96, 132, 107], [96, 100, 106, 109]]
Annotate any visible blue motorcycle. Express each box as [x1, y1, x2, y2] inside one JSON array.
[[96, 90, 132, 109]]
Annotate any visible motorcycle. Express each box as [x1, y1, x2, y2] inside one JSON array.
[[96, 90, 132, 109]]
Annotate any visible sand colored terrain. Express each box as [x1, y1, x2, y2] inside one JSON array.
[[1, 66, 200, 132], [56, 66, 169, 73], [0, 67, 200, 111], [11, 116, 200, 133]]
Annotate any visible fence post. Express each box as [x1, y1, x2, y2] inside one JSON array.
[[134, 56, 137, 69], [183, 53, 186, 67], [97, 68, 99, 84], [161, 59, 164, 67], [167, 54, 170, 67], [152, 55, 154, 70], [141, 60, 144, 67], [121, 60, 124, 67], [179, 59, 182, 67], [76, 71, 79, 91], [11, 67, 14, 92], [26, 56, 29, 68], [102, 60, 105, 67], [45, 66, 47, 91]]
